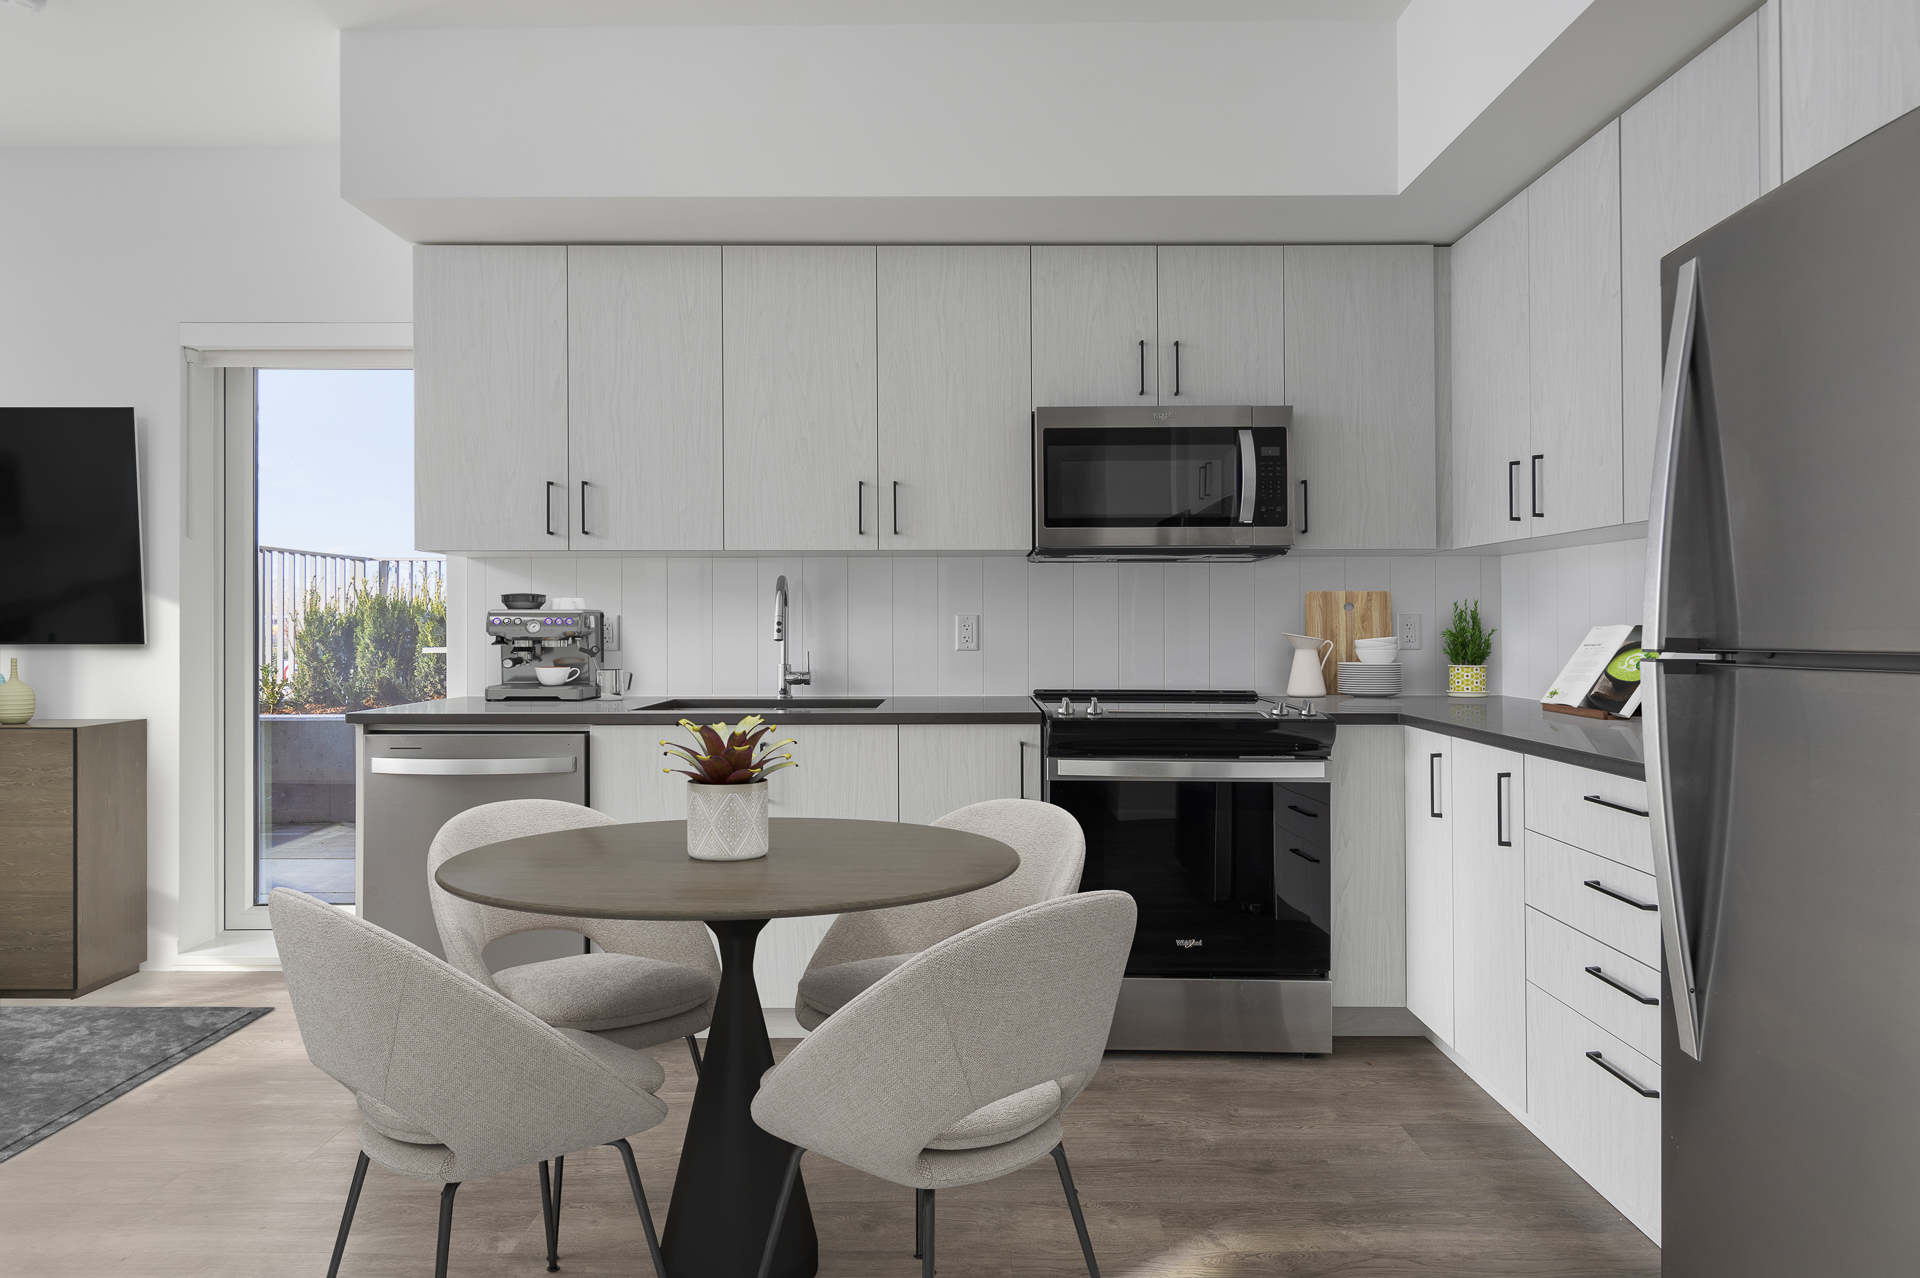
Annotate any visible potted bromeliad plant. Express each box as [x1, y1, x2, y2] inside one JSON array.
[[1443, 600, 1495, 698], [662, 716, 797, 861]]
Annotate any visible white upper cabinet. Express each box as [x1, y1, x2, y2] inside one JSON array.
[[723, 246, 879, 552], [1448, 194, 1532, 548], [1031, 246, 1159, 406], [1620, 19, 1762, 524], [567, 247, 724, 551], [877, 247, 1032, 552], [1527, 120, 1623, 538], [1284, 245, 1438, 550], [1781, 0, 1920, 180], [1153, 246, 1286, 406], [414, 246, 570, 552]]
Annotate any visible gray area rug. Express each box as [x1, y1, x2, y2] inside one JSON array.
[[0, 1006, 272, 1161]]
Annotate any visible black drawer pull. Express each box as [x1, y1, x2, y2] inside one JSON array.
[[1583, 794, 1649, 818], [1288, 846, 1321, 864], [1586, 1050, 1659, 1098], [1584, 879, 1658, 911], [1585, 965, 1659, 1005], [1286, 804, 1320, 819]]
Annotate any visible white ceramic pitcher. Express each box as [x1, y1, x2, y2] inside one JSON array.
[[1284, 632, 1335, 698]]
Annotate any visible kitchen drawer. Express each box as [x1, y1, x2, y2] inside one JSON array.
[[1525, 830, 1662, 968], [1526, 907, 1661, 1063], [1527, 983, 1661, 1242], [1524, 756, 1652, 874], [1273, 834, 1330, 931], [1274, 785, 1330, 844]]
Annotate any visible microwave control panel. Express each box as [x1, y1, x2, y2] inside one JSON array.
[[1252, 429, 1289, 525]]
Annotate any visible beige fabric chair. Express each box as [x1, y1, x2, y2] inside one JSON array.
[[793, 798, 1085, 1030], [751, 889, 1136, 1278], [269, 888, 671, 1278], [426, 799, 721, 1069]]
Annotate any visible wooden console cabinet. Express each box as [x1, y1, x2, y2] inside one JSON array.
[[0, 719, 146, 997]]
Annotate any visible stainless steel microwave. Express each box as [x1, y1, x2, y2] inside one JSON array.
[[1030, 405, 1294, 561]]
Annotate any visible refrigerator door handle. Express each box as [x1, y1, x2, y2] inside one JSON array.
[[1644, 256, 1707, 1061]]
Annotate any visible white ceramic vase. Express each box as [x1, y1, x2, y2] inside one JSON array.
[[0, 658, 35, 726], [685, 780, 770, 861]]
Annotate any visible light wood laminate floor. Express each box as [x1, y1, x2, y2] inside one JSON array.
[[0, 973, 1659, 1277]]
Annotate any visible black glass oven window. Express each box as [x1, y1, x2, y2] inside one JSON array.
[[1044, 427, 1242, 527]]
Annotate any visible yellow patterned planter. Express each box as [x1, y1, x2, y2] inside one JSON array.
[[1447, 664, 1489, 698]]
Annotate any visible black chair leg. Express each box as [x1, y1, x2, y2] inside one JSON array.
[[538, 1161, 560, 1272], [913, 1187, 925, 1259], [685, 1035, 703, 1076], [434, 1181, 461, 1278], [610, 1139, 669, 1278], [756, 1146, 805, 1278], [553, 1153, 564, 1215], [919, 1186, 936, 1278], [1051, 1143, 1100, 1278], [326, 1151, 371, 1278]]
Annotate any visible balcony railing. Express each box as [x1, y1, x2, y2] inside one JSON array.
[[258, 546, 445, 676]]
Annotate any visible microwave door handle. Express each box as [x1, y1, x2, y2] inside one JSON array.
[[1237, 429, 1256, 524]]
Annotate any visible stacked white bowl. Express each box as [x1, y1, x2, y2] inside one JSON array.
[[1340, 636, 1403, 697]]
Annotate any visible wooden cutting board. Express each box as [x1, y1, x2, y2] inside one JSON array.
[[1304, 591, 1393, 693]]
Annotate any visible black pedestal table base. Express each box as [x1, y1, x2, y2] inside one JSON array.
[[660, 918, 817, 1278]]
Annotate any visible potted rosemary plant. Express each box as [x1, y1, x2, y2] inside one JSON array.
[[1442, 600, 1495, 698], [662, 716, 796, 860]]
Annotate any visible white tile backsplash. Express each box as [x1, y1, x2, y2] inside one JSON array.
[[1496, 538, 1647, 699], [453, 553, 1510, 699]]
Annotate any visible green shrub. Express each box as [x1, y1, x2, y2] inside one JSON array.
[[284, 580, 445, 712], [1441, 599, 1495, 666]]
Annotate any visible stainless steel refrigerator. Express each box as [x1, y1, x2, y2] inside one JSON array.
[[1647, 104, 1920, 1275]]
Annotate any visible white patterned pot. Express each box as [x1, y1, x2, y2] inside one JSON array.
[[1447, 663, 1489, 698], [685, 780, 770, 861]]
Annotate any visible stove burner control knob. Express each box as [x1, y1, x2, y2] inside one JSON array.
[[1088, 696, 1103, 716], [1058, 697, 1072, 716]]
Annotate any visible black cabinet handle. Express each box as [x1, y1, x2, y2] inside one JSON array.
[[579, 480, 590, 537], [1586, 1050, 1659, 1098], [1531, 454, 1545, 518], [1429, 753, 1443, 818], [1173, 339, 1182, 396], [1286, 804, 1319, 820], [1288, 846, 1321, 864], [857, 480, 866, 536], [1138, 339, 1147, 396], [545, 481, 559, 537], [892, 480, 900, 536], [1583, 794, 1650, 818], [1496, 772, 1512, 846], [1585, 965, 1659, 1005], [1298, 480, 1309, 535], [1508, 460, 1522, 522], [1584, 879, 1658, 911]]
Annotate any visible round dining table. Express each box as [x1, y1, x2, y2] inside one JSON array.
[[434, 816, 1020, 1278]]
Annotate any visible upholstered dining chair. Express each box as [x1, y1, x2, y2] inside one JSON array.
[[752, 889, 1136, 1278], [793, 798, 1085, 1031], [269, 887, 671, 1278], [427, 800, 721, 1074]]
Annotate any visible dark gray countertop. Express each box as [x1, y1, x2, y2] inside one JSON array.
[[1326, 694, 1644, 780]]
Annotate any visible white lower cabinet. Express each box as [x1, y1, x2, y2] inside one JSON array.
[[1404, 728, 1455, 1043], [897, 723, 1040, 825], [1527, 983, 1662, 1242], [1449, 738, 1528, 1111]]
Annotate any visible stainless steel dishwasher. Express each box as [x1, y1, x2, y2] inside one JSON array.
[[360, 730, 588, 967]]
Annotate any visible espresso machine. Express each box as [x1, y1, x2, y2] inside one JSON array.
[[484, 593, 605, 700]]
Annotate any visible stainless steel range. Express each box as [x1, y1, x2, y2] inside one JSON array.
[[1037, 689, 1336, 1053]]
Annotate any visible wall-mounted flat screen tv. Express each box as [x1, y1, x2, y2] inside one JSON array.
[[0, 407, 147, 645]]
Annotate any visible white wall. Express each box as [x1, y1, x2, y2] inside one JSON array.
[[450, 553, 1504, 702], [1496, 538, 1646, 701], [0, 146, 411, 965]]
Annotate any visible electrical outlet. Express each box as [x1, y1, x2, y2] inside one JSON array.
[[1398, 612, 1422, 651], [954, 614, 979, 652]]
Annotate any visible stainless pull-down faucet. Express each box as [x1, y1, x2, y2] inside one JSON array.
[[773, 575, 811, 699]]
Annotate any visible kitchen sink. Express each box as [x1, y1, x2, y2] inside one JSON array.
[[632, 697, 887, 714]]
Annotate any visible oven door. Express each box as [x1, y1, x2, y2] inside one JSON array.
[[1049, 769, 1330, 981]]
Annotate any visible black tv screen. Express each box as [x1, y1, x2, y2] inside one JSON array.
[[0, 408, 147, 644]]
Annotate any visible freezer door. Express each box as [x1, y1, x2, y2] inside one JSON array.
[[1661, 667, 1920, 1275], [1656, 104, 1920, 652], [361, 732, 587, 961]]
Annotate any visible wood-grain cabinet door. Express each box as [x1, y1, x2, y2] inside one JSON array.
[[878, 247, 1032, 552], [567, 247, 724, 551], [1448, 195, 1532, 549], [722, 247, 879, 552], [1031, 246, 1158, 406], [1153, 246, 1285, 407], [896, 724, 1041, 825], [1450, 738, 1528, 1111], [414, 246, 570, 552], [1284, 245, 1437, 550], [0, 731, 75, 990], [1527, 121, 1624, 538], [1404, 728, 1454, 1044]]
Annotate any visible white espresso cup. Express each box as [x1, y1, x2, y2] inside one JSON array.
[[534, 666, 582, 687]]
